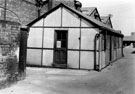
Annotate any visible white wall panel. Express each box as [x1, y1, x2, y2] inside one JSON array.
[[114, 49, 117, 60], [81, 19, 95, 27], [117, 48, 122, 58], [44, 8, 61, 26], [119, 48, 122, 58], [27, 49, 42, 65], [80, 51, 94, 69], [68, 28, 80, 49], [27, 28, 43, 47], [33, 19, 44, 26], [43, 28, 54, 48], [100, 51, 106, 68], [105, 50, 110, 65], [42, 50, 53, 66], [81, 29, 97, 50], [62, 8, 80, 27], [68, 51, 79, 68]]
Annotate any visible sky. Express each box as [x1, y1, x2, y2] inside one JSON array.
[[79, 0, 135, 36]]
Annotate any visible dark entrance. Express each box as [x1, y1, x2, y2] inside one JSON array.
[[53, 30, 68, 68], [109, 36, 112, 61]]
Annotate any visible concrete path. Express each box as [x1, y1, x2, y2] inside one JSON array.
[[0, 46, 135, 94]]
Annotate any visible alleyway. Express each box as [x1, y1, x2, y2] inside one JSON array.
[[0, 46, 135, 94]]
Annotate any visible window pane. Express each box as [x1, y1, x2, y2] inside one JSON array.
[[61, 41, 66, 48], [61, 32, 66, 39], [57, 32, 61, 40]]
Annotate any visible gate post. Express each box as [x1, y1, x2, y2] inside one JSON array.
[[18, 26, 28, 80]]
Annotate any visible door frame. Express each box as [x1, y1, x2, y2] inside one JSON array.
[[53, 29, 68, 68]]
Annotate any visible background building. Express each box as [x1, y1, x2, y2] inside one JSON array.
[[123, 32, 135, 47]]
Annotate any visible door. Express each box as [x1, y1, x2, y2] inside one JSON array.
[[53, 30, 68, 68]]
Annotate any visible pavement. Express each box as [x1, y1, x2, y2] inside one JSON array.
[[0, 46, 135, 94]]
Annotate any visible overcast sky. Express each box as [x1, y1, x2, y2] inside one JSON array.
[[79, 0, 135, 36]]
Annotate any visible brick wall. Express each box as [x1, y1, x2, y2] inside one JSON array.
[[0, 0, 38, 25], [0, 21, 20, 89], [0, 0, 78, 25]]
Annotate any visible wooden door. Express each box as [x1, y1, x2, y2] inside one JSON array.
[[53, 30, 68, 68]]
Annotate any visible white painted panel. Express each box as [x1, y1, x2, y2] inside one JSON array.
[[81, 19, 95, 27], [117, 48, 122, 58], [33, 19, 44, 26], [105, 50, 110, 65], [62, 8, 80, 27], [80, 51, 94, 69], [27, 49, 41, 65], [68, 51, 79, 68], [112, 49, 114, 61], [43, 28, 54, 48], [113, 49, 117, 60], [100, 51, 106, 68], [42, 50, 53, 66], [119, 48, 122, 58], [117, 49, 119, 58], [44, 8, 61, 26], [27, 28, 43, 47], [81, 29, 97, 50], [68, 28, 80, 49]]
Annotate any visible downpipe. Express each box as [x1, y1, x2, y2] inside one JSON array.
[[94, 33, 100, 71]]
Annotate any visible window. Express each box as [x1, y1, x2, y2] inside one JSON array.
[[55, 30, 67, 48]]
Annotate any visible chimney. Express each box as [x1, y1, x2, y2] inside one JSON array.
[[108, 14, 113, 18], [75, 0, 82, 11], [48, 0, 76, 10], [48, 0, 53, 11]]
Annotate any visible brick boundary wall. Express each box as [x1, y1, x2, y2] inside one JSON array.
[[0, 21, 20, 89]]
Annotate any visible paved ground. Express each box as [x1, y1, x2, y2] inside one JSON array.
[[0, 46, 135, 94]]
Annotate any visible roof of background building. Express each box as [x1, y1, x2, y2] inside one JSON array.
[[124, 35, 135, 41], [101, 16, 109, 23], [81, 7, 96, 16]]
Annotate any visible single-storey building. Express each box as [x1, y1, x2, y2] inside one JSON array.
[[123, 32, 135, 47], [26, 3, 124, 71]]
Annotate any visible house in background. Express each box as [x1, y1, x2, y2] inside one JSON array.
[[123, 32, 135, 47], [101, 14, 113, 28], [81, 7, 101, 21], [26, 3, 124, 71]]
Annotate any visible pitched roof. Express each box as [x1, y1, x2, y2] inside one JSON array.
[[81, 7, 96, 16], [101, 16, 109, 24], [101, 15, 113, 28], [27, 3, 123, 37], [123, 35, 135, 41]]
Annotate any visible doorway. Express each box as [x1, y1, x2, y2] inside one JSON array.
[[53, 30, 68, 68]]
